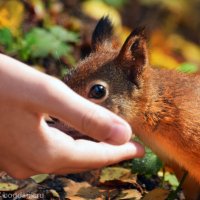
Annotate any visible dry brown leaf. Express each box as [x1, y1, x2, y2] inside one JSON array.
[[13, 182, 38, 196], [120, 189, 142, 200], [100, 167, 132, 183], [66, 197, 85, 200], [143, 188, 169, 200], [76, 187, 103, 199], [63, 179, 91, 198]]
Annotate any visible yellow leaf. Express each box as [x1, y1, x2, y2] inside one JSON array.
[[0, 0, 24, 35], [50, 189, 60, 198], [120, 189, 142, 200], [31, 174, 49, 183], [0, 182, 19, 192], [81, 0, 121, 27], [150, 48, 180, 69], [100, 167, 131, 183], [169, 34, 200, 64]]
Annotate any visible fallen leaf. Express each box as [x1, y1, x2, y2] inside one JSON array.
[[13, 182, 39, 199], [63, 179, 90, 198], [76, 186, 103, 199], [66, 197, 85, 200], [143, 188, 169, 200], [100, 167, 131, 183], [31, 174, 49, 184], [50, 189, 60, 198], [0, 182, 19, 191], [164, 172, 179, 190], [120, 189, 142, 200]]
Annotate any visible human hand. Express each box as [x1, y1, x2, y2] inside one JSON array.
[[0, 54, 144, 179]]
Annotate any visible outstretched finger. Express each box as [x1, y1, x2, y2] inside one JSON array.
[[43, 127, 144, 173]]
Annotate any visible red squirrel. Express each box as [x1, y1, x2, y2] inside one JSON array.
[[57, 17, 200, 199]]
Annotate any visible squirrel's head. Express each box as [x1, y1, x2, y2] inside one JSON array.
[[64, 16, 149, 123]]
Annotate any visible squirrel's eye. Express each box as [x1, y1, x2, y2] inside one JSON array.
[[89, 84, 106, 99]]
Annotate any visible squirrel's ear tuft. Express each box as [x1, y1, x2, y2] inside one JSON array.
[[117, 27, 148, 80], [91, 16, 113, 51]]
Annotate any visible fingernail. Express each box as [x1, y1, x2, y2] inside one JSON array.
[[128, 142, 145, 157], [106, 123, 132, 145]]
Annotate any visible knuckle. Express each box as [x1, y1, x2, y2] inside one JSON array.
[[96, 148, 114, 168], [81, 110, 98, 135], [99, 146, 124, 167], [100, 157, 111, 168], [80, 109, 111, 141], [40, 76, 61, 98], [46, 77, 63, 93]]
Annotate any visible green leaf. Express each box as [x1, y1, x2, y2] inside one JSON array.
[[21, 27, 72, 60], [132, 147, 163, 175], [0, 28, 13, 50], [31, 174, 49, 184], [164, 172, 179, 190], [51, 43, 72, 59], [0, 182, 19, 191], [24, 28, 57, 58], [177, 62, 198, 74], [49, 26, 79, 43]]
